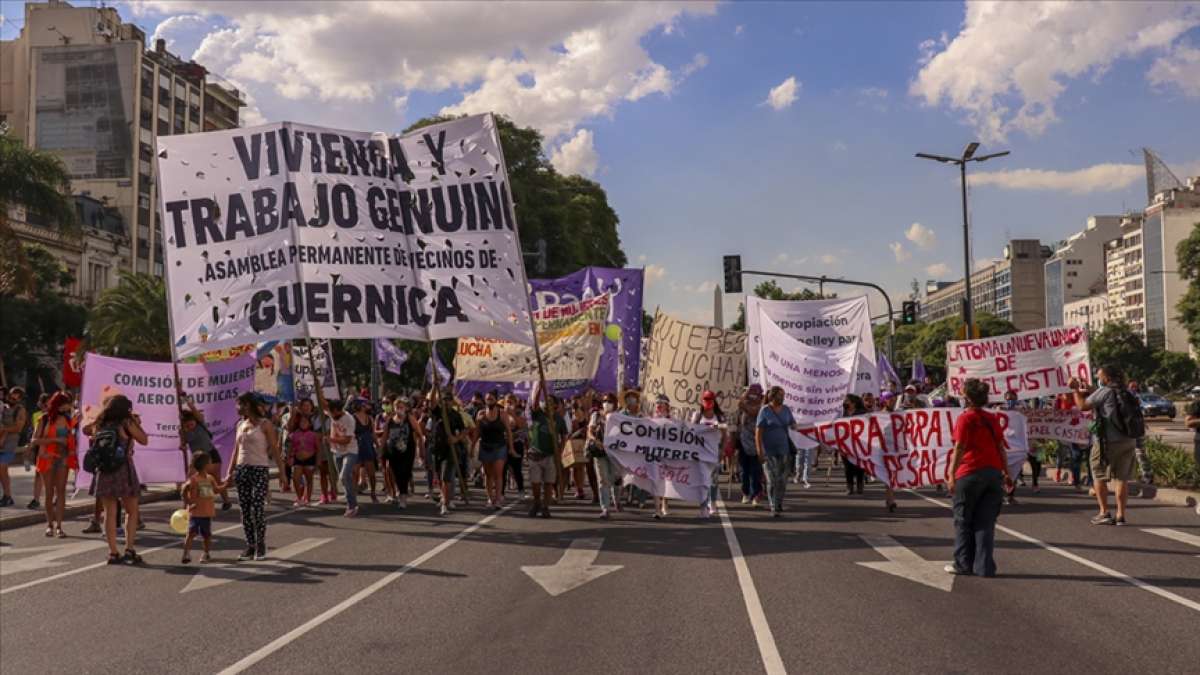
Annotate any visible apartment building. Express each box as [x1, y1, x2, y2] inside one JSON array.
[[919, 239, 1051, 331], [1044, 215, 1123, 326]]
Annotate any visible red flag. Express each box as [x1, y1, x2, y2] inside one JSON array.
[[62, 337, 83, 388]]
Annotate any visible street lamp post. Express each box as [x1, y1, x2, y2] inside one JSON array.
[[916, 143, 1009, 337]]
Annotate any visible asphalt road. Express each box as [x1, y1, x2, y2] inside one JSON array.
[[2, 467, 1198, 675], [1147, 417, 1194, 451]]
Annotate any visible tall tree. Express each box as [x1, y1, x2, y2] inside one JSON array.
[[1087, 321, 1156, 384], [403, 115, 627, 277], [0, 244, 86, 387], [87, 271, 170, 361], [1149, 350, 1198, 393], [1176, 222, 1200, 351], [0, 134, 79, 296]]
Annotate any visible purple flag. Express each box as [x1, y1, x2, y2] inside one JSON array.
[[911, 357, 927, 384], [425, 350, 452, 385], [375, 338, 408, 375], [877, 353, 901, 389]]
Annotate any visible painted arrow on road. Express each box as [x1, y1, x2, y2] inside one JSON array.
[[521, 538, 623, 597], [1142, 528, 1200, 558], [181, 538, 333, 594], [857, 534, 954, 592], [0, 541, 108, 576]]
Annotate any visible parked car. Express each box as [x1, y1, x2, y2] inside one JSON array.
[[1138, 393, 1176, 419]]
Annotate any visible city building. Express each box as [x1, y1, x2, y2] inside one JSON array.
[[6, 193, 129, 304], [919, 239, 1052, 331], [0, 0, 245, 277], [1104, 214, 1145, 335], [1063, 294, 1108, 335], [1044, 215, 1123, 327], [1141, 176, 1200, 352]]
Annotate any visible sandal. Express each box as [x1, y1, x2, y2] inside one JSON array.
[[55, 527, 67, 538], [107, 552, 122, 565], [44, 527, 54, 537], [122, 549, 144, 565]]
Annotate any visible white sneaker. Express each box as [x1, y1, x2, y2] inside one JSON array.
[[439, 504, 449, 516], [741, 495, 751, 504], [803, 480, 811, 489]]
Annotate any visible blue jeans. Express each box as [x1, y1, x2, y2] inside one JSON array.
[[336, 454, 359, 509], [952, 468, 1004, 576], [738, 452, 762, 498], [794, 446, 814, 482]]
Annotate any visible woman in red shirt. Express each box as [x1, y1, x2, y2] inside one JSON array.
[[946, 379, 1012, 578]]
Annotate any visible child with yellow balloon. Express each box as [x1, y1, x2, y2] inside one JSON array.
[[179, 452, 219, 563]]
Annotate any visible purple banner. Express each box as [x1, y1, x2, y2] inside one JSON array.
[[76, 353, 255, 487], [456, 266, 644, 399]]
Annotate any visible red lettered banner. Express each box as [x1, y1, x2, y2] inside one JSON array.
[[946, 326, 1091, 403], [1022, 409, 1092, 446], [795, 408, 1028, 489]]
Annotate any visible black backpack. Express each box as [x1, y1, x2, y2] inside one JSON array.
[[83, 424, 128, 474], [1108, 389, 1146, 440]]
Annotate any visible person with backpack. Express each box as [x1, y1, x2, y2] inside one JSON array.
[[0, 386, 28, 507], [85, 394, 149, 564], [1070, 365, 1144, 526]]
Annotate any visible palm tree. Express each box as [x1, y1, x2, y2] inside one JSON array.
[[0, 132, 79, 296], [87, 271, 170, 361]]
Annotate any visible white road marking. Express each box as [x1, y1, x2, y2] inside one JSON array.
[[521, 537, 622, 596], [0, 541, 108, 576], [181, 538, 333, 593], [1142, 528, 1200, 558], [716, 499, 786, 675], [1, 504, 297, 595], [857, 534, 954, 592], [909, 491, 1200, 613], [216, 504, 515, 675]]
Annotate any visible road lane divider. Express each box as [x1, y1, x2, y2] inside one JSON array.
[[716, 499, 786, 675]]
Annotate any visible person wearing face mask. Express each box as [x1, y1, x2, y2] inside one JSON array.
[[588, 393, 621, 519], [755, 386, 797, 517], [619, 390, 650, 509], [650, 394, 675, 519], [736, 385, 765, 506], [476, 390, 515, 511], [691, 391, 727, 519], [502, 395, 528, 502]]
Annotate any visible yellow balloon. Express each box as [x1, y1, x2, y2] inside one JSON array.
[[170, 509, 189, 535]]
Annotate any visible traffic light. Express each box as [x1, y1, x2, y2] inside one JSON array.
[[723, 255, 742, 293], [901, 300, 918, 325]]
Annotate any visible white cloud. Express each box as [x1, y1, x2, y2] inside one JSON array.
[[763, 76, 800, 110], [926, 263, 952, 278], [645, 264, 667, 285], [889, 242, 912, 262], [157, 1, 718, 140], [970, 163, 1144, 194], [857, 86, 889, 111], [911, 2, 1200, 140], [859, 86, 888, 99], [905, 222, 937, 250], [550, 128, 599, 177], [150, 14, 206, 51], [734, 24, 745, 36], [1149, 42, 1200, 97], [819, 253, 839, 265], [679, 52, 709, 79]]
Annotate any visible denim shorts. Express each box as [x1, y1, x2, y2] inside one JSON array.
[[478, 443, 507, 464], [0, 450, 15, 466], [188, 516, 212, 537]]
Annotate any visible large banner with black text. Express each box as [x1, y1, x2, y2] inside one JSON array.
[[746, 295, 878, 395], [157, 113, 534, 358], [946, 326, 1091, 403], [603, 412, 721, 503], [641, 310, 746, 421]]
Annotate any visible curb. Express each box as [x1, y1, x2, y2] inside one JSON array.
[[1148, 486, 1200, 512], [0, 488, 179, 532]]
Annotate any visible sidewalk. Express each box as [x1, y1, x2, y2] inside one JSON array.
[[0, 467, 179, 531]]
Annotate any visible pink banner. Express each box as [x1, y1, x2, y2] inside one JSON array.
[[795, 408, 1028, 489], [946, 326, 1091, 403], [76, 353, 255, 488], [1022, 409, 1092, 446]]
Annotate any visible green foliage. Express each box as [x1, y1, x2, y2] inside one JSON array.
[[1145, 438, 1199, 489], [0, 244, 86, 384], [1149, 350, 1199, 393], [729, 280, 834, 331], [1176, 222, 1200, 352], [0, 134, 79, 295], [874, 312, 1016, 371], [403, 114, 626, 277], [1087, 321, 1157, 384], [86, 271, 170, 361]]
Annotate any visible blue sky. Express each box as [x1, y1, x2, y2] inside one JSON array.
[[5, 1, 1199, 324]]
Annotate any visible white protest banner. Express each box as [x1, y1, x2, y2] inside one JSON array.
[[76, 353, 255, 488], [640, 309, 746, 421], [946, 326, 1091, 403], [795, 408, 1028, 489], [746, 295, 878, 395], [757, 309, 858, 447], [603, 412, 721, 503], [454, 294, 609, 382], [157, 114, 534, 359], [1022, 408, 1092, 446], [293, 339, 339, 402]]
